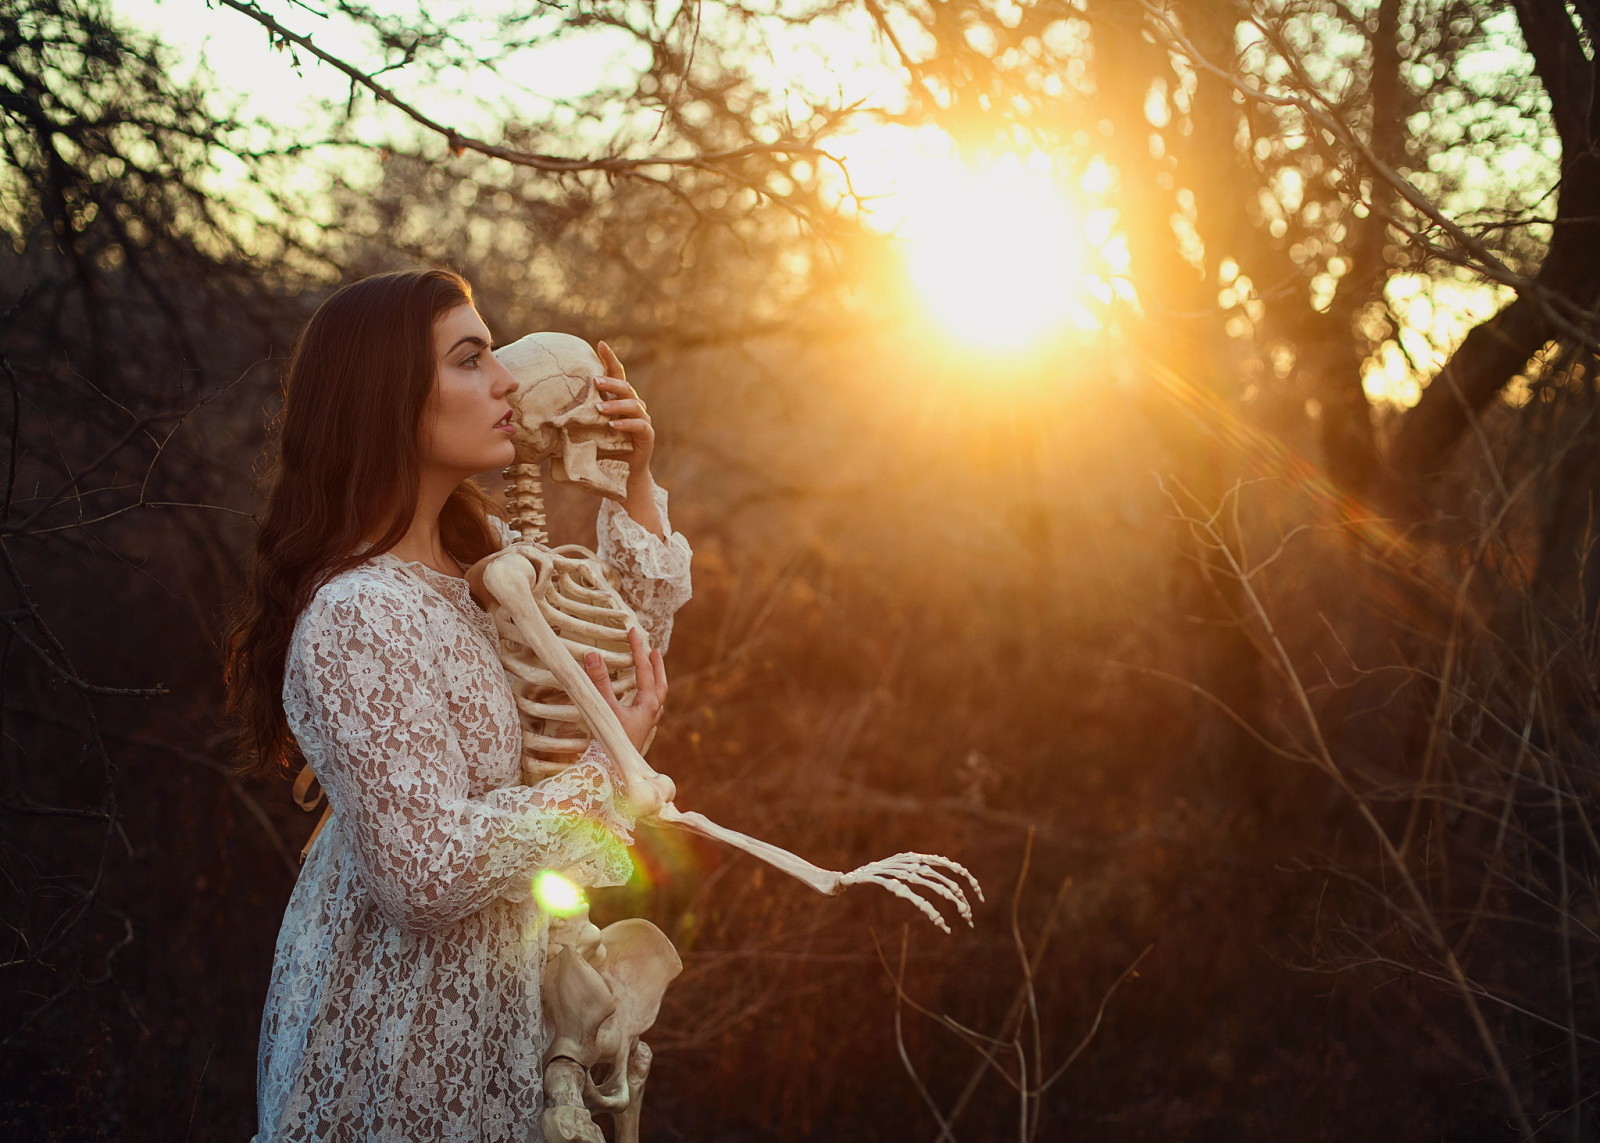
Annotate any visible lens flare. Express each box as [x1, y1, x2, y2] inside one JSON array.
[[533, 870, 586, 916]]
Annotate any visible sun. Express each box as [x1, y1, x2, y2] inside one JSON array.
[[831, 128, 1107, 350]]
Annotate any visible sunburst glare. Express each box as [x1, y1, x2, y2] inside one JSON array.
[[833, 128, 1109, 350]]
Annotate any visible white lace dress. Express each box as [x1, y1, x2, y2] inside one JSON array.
[[254, 493, 692, 1143]]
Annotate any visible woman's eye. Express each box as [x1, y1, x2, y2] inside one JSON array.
[[462, 353, 480, 368]]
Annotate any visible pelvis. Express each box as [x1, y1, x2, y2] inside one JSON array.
[[539, 910, 683, 1143]]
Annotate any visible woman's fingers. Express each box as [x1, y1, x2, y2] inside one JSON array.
[[594, 373, 655, 475], [586, 634, 666, 759], [597, 381, 650, 434], [605, 418, 654, 443], [584, 651, 622, 713], [628, 628, 661, 703], [598, 396, 647, 419], [597, 341, 626, 383], [586, 636, 659, 701], [596, 380, 654, 451], [595, 376, 635, 398], [623, 628, 648, 689]]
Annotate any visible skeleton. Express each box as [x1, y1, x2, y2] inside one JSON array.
[[483, 333, 983, 1141], [488, 333, 653, 781], [539, 909, 681, 1143]]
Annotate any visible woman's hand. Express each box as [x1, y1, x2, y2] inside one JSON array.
[[582, 627, 664, 754], [582, 626, 675, 815], [596, 341, 667, 538]]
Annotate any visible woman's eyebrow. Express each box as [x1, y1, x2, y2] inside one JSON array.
[[445, 334, 490, 354]]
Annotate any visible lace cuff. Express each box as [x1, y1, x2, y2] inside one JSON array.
[[495, 745, 637, 896], [596, 485, 693, 651]]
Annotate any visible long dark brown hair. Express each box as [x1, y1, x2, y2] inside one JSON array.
[[225, 269, 503, 778]]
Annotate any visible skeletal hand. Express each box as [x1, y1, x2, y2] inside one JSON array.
[[838, 852, 985, 935], [583, 628, 674, 816]]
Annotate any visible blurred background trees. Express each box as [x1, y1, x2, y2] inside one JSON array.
[[3, 0, 1598, 1138]]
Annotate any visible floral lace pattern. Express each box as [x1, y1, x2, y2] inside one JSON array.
[[254, 498, 692, 1142], [596, 486, 693, 652]]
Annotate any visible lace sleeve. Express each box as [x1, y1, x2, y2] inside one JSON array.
[[286, 578, 631, 933], [596, 484, 693, 651]]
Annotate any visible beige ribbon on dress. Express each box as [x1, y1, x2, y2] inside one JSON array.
[[292, 765, 333, 863]]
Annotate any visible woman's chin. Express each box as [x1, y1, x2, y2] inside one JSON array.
[[479, 440, 517, 473]]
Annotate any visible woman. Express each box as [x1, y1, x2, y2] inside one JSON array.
[[225, 269, 692, 1141]]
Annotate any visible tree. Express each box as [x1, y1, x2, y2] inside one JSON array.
[[7, 0, 1600, 1136]]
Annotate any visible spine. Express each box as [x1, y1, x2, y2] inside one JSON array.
[[504, 461, 548, 544]]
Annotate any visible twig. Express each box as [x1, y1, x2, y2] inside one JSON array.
[[217, 0, 825, 177], [1159, 476, 1537, 1138]]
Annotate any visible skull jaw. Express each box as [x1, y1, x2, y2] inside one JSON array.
[[552, 436, 632, 501], [508, 425, 633, 502]]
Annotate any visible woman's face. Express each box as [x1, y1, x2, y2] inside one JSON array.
[[418, 303, 518, 478]]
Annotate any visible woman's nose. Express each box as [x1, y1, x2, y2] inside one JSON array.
[[488, 357, 516, 400]]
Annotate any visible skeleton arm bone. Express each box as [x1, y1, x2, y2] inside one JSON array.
[[651, 805, 980, 933], [482, 553, 675, 818], [482, 548, 982, 932]]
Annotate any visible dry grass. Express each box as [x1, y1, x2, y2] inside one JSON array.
[[5, 316, 1595, 1140]]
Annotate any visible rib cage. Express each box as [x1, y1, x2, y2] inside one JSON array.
[[492, 543, 650, 781]]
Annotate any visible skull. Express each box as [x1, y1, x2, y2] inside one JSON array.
[[494, 332, 633, 500]]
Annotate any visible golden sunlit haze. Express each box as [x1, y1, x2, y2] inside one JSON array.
[[829, 127, 1131, 352], [1362, 273, 1510, 409]]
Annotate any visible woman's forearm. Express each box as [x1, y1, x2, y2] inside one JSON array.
[[620, 472, 666, 538]]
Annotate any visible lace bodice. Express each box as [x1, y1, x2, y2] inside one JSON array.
[[254, 491, 691, 1142]]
